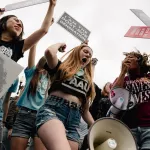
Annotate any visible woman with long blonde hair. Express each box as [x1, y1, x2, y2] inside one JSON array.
[[36, 42, 95, 150]]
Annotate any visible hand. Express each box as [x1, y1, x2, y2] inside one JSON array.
[[58, 43, 66, 52], [50, 0, 57, 6], [7, 129, 12, 140], [81, 40, 89, 45], [92, 58, 98, 66], [121, 56, 132, 74], [0, 8, 5, 16]]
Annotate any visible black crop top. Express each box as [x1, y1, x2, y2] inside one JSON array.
[[44, 61, 90, 102]]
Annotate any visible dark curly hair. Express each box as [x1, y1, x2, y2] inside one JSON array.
[[123, 50, 150, 76], [0, 15, 24, 40]]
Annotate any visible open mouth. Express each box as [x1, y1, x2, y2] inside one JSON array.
[[82, 58, 87, 63]]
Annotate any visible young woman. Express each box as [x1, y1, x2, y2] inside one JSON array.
[[36, 43, 96, 150], [11, 45, 50, 150], [112, 51, 150, 150], [0, 0, 56, 61], [0, 1, 56, 142]]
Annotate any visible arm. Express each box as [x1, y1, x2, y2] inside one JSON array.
[[28, 44, 37, 68], [45, 43, 66, 69], [91, 58, 98, 78], [22, 0, 56, 52], [112, 56, 131, 88], [2, 92, 11, 124], [82, 99, 94, 127]]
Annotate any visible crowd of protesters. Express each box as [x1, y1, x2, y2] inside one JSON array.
[[1, 1, 150, 150]]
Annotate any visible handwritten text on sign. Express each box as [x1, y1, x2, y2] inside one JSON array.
[[57, 12, 90, 42], [124, 26, 150, 39]]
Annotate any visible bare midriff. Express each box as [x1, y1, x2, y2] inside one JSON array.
[[50, 90, 82, 105]]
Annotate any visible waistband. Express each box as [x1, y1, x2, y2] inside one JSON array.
[[48, 95, 82, 109], [19, 107, 37, 113]]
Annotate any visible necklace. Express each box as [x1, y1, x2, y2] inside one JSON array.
[[76, 68, 84, 76]]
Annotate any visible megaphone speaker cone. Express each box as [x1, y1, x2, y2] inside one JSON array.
[[88, 118, 137, 150]]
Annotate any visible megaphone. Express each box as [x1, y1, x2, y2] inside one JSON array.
[[109, 87, 137, 111], [88, 118, 137, 150]]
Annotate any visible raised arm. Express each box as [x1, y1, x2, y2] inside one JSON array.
[[44, 43, 66, 69], [28, 45, 37, 68], [112, 56, 131, 88], [91, 58, 98, 78], [22, 0, 56, 52]]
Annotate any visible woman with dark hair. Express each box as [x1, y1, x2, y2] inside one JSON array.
[[89, 82, 112, 121], [0, 0, 56, 62], [112, 50, 150, 150], [36, 42, 95, 150], [11, 44, 50, 150]]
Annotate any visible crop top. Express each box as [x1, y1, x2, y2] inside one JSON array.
[[44, 61, 91, 103]]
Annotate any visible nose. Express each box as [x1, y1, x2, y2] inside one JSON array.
[[16, 20, 22, 28]]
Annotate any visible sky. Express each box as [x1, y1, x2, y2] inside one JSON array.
[[1, 0, 150, 91]]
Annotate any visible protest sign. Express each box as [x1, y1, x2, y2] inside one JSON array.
[[124, 26, 150, 39], [0, 53, 23, 98], [0, 0, 49, 12], [130, 9, 150, 26], [57, 12, 91, 42]]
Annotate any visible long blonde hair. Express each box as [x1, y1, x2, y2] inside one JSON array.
[[58, 44, 96, 102]]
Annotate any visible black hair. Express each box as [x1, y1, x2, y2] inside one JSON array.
[[123, 51, 150, 76], [0, 15, 24, 40]]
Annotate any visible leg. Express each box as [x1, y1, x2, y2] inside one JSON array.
[[38, 119, 71, 150], [80, 135, 88, 150], [26, 138, 34, 150], [68, 140, 79, 150], [2, 127, 11, 150], [131, 128, 140, 149], [33, 136, 46, 150], [11, 137, 28, 150], [140, 127, 150, 150]]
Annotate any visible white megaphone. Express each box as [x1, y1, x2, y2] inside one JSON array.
[[88, 118, 137, 150]]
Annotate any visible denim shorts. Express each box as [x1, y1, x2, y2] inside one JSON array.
[[12, 107, 38, 139], [36, 95, 82, 143], [131, 127, 150, 150]]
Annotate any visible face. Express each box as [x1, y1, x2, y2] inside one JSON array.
[[103, 82, 112, 96], [80, 46, 93, 68], [6, 17, 23, 37], [126, 54, 139, 70]]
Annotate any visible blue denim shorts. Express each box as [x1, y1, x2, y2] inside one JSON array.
[[36, 95, 82, 143], [12, 107, 38, 139], [132, 127, 150, 150]]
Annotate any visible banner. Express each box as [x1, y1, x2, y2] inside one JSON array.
[[124, 26, 150, 39], [57, 12, 91, 42], [0, 53, 23, 98], [130, 9, 150, 26]]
